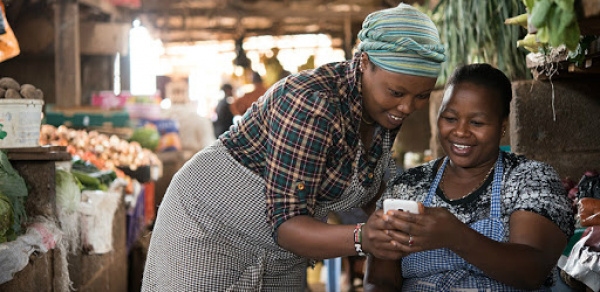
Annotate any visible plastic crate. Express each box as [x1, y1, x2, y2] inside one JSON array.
[[44, 105, 130, 128]]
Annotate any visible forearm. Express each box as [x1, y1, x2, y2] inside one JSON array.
[[453, 227, 561, 289], [363, 255, 402, 292], [277, 215, 358, 259], [362, 181, 386, 216]]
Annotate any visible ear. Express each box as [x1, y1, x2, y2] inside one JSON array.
[[360, 52, 370, 70], [501, 118, 508, 136]]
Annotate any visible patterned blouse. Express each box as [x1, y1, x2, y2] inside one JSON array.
[[379, 151, 575, 241], [221, 53, 399, 234]]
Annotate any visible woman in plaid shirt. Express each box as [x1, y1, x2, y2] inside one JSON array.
[[143, 3, 445, 291]]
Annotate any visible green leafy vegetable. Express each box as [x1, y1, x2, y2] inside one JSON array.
[[55, 169, 82, 213], [0, 192, 15, 243], [0, 151, 28, 237]]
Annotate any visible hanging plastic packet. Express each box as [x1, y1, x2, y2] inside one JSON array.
[[0, 0, 20, 63]]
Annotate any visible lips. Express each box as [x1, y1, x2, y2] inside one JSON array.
[[387, 113, 405, 126], [450, 143, 473, 155]]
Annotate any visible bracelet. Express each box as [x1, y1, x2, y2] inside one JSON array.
[[353, 223, 366, 256]]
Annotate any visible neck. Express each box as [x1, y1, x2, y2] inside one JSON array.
[[361, 113, 375, 126], [441, 158, 496, 200]]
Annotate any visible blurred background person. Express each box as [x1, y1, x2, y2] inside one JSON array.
[[213, 83, 235, 138], [230, 71, 266, 117]]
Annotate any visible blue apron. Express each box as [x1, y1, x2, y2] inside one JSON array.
[[401, 153, 549, 291]]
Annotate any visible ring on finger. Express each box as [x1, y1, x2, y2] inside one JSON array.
[[408, 235, 414, 247]]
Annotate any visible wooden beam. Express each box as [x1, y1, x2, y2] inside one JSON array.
[[80, 22, 131, 55], [79, 0, 121, 20], [142, 5, 377, 24], [54, 0, 81, 108]]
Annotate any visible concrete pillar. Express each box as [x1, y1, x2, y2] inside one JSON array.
[[510, 79, 600, 180]]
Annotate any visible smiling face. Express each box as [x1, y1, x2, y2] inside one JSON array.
[[360, 53, 437, 130], [437, 81, 507, 169]]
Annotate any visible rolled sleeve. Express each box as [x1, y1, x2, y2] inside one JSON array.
[[265, 90, 334, 237]]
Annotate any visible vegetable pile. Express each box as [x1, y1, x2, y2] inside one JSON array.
[[0, 77, 44, 99], [506, 0, 581, 53], [40, 125, 162, 193]]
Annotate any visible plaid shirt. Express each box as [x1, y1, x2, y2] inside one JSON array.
[[220, 53, 399, 235]]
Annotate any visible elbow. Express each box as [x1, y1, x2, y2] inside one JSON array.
[[509, 269, 553, 290], [514, 279, 547, 291]]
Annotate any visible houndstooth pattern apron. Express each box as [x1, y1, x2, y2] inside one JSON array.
[[143, 131, 394, 291]]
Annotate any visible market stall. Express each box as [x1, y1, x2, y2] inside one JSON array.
[[0, 74, 164, 290], [1, 0, 600, 290]]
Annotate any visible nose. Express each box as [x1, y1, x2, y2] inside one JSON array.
[[396, 96, 416, 114], [453, 121, 470, 137]]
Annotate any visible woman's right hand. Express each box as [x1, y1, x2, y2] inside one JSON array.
[[362, 209, 408, 260]]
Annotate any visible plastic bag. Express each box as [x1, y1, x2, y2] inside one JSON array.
[[577, 171, 600, 200], [578, 197, 600, 227], [560, 231, 600, 292], [0, 220, 61, 284], [583, 226, 600, 252], [0, 1, 20, 63], [79, 184, 122, 254]]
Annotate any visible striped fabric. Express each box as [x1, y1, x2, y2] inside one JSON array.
[[357, 3, 445, 77], [220, 53, 399, 240]]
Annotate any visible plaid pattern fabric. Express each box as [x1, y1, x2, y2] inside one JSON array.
[[401, 154, 548, 291], [221, 53, 399, 237], [143, 139, 395, 290]]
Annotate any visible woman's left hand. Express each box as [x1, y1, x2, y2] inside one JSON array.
[[382, 205, 469, 253]]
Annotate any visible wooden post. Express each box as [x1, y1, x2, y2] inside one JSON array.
[[343, 12, 353, 60], [54, 0, 81, 108]]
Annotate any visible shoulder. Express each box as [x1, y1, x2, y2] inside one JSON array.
[[502, 152, 574, 237], [391, 160, 437, 188], [264, 62, 350, 119], [503, 152, 560, 181], [379, 160, 437, 206], [283, 61, 348, 96]]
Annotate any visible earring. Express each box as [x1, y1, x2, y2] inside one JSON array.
[[502, 129, 506, 137]]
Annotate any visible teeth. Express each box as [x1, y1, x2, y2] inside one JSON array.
[[453, 144, 470, 149], [390, 114, 403, 121]]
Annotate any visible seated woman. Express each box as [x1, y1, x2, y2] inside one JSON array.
[[362, 63, 574, 291]]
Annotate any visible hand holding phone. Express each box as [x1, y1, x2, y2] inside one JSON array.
[[383, 199, 421, 214]]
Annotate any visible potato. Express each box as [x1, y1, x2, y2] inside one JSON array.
[[34, 89, 44, 100], [0, 88, 5, 99], [5, 88, 22, 99], [20, 84, 37, 99], [0, 77, 20, 91]]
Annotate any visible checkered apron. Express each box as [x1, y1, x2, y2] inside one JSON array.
[[143, 132, 393, 291], [314, 131, 394, 219], [401, 153, 548, 291]]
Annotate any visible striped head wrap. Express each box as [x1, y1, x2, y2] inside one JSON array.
[[357, 3, 446, 78]]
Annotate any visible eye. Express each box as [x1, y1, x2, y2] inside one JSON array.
[[441, 116, 456, 123], [389, 89, 403, 97], [470, 120, 485, 126], [416, 93, 431, 100]]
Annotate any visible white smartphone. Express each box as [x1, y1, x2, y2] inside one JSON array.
[[383, 199, 420, 214]]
